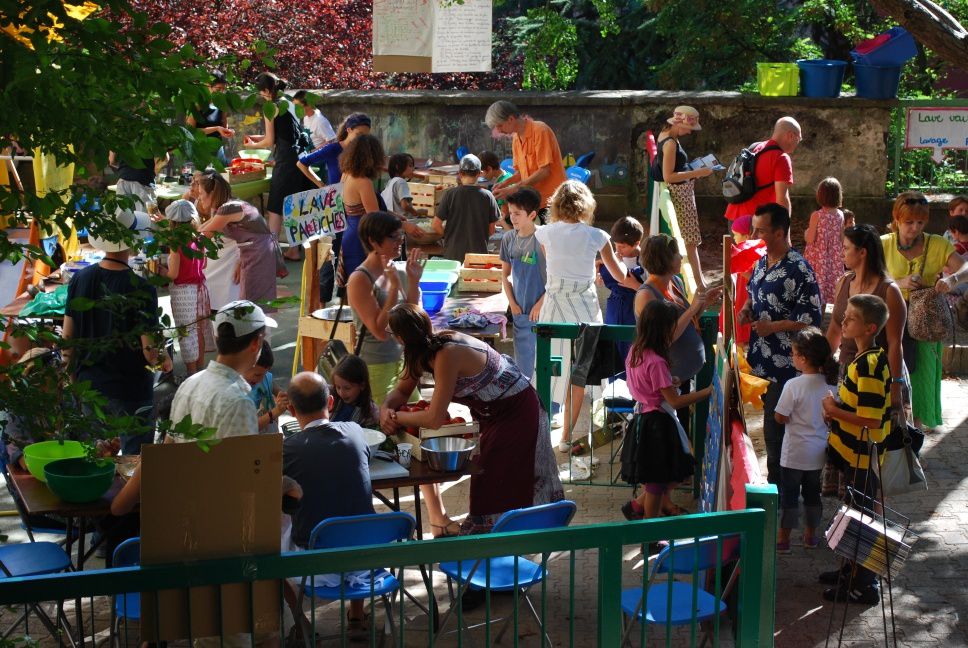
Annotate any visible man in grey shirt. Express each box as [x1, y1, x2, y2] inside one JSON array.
[[432, 154, 499, 261]]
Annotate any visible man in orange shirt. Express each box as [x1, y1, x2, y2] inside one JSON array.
[[485, 100, 567, 222]]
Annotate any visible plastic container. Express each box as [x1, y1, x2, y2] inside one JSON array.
[[757, 63, 800, 96], [421, 270, 459, 286], [424, 259, 461, 273], [44, 458, 115, 503], [854, 63, 902, 99], [797, 59, 848, 98], [238, 149, 271, 162], [852, 27, 917, 67], [421, 289, 448, 315], [419, 281, 451, 293], [23, 440, 86, 483]]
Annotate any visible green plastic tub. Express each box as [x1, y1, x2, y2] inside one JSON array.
[[23, 440, 86, 483], [757, 63, 800, 96], [44, 457, 115, 503]]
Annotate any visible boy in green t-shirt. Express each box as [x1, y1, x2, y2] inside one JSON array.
[[480, 150, 513, 228], [820, 293, 892, 606]]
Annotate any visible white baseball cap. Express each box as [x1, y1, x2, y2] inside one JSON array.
[[214, 300, 278, 337], [165, 199, 199, 224], [87, 208, 152, 253]]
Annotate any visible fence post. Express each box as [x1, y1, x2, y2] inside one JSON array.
[[597, 540, 624, 647], [745, 484, 778, 647]]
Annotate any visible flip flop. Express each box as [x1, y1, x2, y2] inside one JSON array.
[[431, 520, 461, 538]]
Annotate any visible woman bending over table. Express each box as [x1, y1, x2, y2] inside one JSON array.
[[380, 303, 563, 534]]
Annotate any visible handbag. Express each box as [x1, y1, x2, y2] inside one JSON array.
[[315, 300, 366, 381], [879, 420, 927, 497], [906, 236, 953, 342]]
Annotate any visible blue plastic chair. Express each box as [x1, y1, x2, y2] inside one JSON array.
[[455, 146, 470, 162], [435, 500, 577, 647], [574, 152, 596, 169], [499, 158, 515, 174], [0, 542, 73, 641], [110, 537, 140, 647], [0, 450, 77, 544], [619, 535, 741, 647], [297, 512, 416, 645], [566, 165, 592, 185]]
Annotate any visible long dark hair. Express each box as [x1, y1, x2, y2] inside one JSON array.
[[792, 327, 839, 385], [843, 223, 887, 279], [254, 72, 286, 99], [629, 300, 678, 367], [387, 303, 454, 380], [331, 354, 373, 411]]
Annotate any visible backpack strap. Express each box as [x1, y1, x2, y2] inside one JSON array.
[[751, 143, 784, 192]]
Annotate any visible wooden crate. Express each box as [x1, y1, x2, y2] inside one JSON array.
[[460, 267, 502, 281], [458, 277, 502, 293], [459, 253, 502, 290], [408, 182, 443, 217], [463, 253, 502, 267]]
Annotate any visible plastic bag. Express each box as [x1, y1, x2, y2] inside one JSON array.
[[18, 284, 68, 317]]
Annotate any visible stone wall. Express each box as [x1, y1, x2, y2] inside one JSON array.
[[293, 90, 897, 225]]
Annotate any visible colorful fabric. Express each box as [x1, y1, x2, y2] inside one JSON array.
[[829, 347, 891, 471], [625, 347, 673, 413], [803, 207, 845, 304], [667, 179, 702, 245], [169, 282, 212, 364]]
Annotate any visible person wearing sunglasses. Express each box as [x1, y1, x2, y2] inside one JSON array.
[[881, 191, 968, 432]]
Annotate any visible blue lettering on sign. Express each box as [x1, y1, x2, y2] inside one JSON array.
[[920, 136, 949, 146]]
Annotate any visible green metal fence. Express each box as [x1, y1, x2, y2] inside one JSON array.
[[534, 319, 717, 488], [0, 487, 776, 648]]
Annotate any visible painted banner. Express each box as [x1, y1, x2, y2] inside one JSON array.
[[282, 183, 346, 246], [905, 107, 968, 163], [701, 362, 726, 513]]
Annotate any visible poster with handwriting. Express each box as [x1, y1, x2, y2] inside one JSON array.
[[282, 183, 347, 246], [905, 107, 968, 163], [372, 0, 491, 73]]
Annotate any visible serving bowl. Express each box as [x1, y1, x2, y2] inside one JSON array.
[[420, 437, 476, 472]]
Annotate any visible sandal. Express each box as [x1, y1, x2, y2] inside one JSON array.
[[431, 520, 461, 538], [346, 612, 370, 643], [661, 503, 689, 517]]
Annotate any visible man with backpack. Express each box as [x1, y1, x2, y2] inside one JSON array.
[[724, 116, 802, 222]]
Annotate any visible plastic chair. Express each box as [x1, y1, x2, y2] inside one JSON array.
[[499, 158, 515, 174], [574, 152, 595, 169], [435, 500, 577, 647], [455, 146, 469, 162], [0, 448, 77, 544], [619, 535, 741, 647], [110, 537, 141, 648], [566, 165, 592, 185], [297, 511, 416, 646], [0, 542, 73, 641]]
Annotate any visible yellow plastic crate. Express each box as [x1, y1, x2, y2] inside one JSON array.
[[757, 63, 799, 96]]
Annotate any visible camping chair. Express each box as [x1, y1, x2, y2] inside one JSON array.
[[620, 535, 741, 647], [109, 537, 141, 648], [574, 152, 595, 169], [0, 541, 74, 643], [0, 446, 78, 544], [297, 511, 416, 647], [435, 500, 577, 647], [565, 165, 591, 185]]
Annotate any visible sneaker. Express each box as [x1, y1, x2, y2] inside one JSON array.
[[551, 413, 564, 429], [558, 439, 572, 453], [621, 500, 643, 521], [818, 564, 851, 585], [804, 535, 821, 549], [776, 541, 791, 554], [822, 583, 880, 605]]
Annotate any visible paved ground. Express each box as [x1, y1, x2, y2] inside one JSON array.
[[3, 255, 967, 646]]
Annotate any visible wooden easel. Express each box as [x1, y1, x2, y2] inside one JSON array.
[[291, 237, 355, 375]]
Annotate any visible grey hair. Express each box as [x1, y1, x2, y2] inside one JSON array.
[[485, 100, 519, 129]]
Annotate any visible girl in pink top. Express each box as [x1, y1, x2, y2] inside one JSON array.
[[621, 300, 712, 526], [804, 177, 846, 305], [163, 200, 213, 375]]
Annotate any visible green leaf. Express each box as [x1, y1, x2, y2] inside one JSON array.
[[67, 297, 96, 312], [262, 101, 278, 120]]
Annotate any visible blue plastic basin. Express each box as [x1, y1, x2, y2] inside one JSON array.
[[421, 290, 448, 315], [797, 59, 847, 98], [419, 281, 450, 293], [854, 63, 902, 99]]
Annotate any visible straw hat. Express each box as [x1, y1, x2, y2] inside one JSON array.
[[667, 106, 702, 131]]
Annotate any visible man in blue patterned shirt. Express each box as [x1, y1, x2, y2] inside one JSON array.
[[739, 203, 823, 484]]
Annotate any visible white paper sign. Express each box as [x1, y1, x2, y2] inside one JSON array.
[[282, 183, 347, 246], [432, 0, 492, 73], [905, 107, 968, 164], [372, 0, 491, 73]]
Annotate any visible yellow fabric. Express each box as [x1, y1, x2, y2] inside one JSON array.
[[881, 232, 955, 299], [737, 349, 769, 409], [31, 148, 78, 258], [830, 348, 891, 471]]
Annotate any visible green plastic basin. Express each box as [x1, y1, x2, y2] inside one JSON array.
[[44, 457, 115, 503], [22, 440, 86, 483]]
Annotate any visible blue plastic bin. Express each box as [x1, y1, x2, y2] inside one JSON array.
[[421, 289, 448, 315], [419, 281, 450, 293], [854, 63, 902, 99], [797, 59, 847, 98], [852, 27, 917, 67]]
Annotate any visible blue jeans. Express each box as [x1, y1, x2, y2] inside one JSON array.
[[512, 313, 537, 380], [780, 467, 822, 530]]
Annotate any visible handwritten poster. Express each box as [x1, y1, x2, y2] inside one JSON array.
[[373, 0, 492, 73], [700, 363, 725, 514], [905, 107, 968, 163], [281, 183, 347, 247]]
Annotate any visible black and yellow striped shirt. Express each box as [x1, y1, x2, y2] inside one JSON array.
[[829, 347, 892, 471]]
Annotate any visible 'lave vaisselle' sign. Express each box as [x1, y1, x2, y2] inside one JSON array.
[[905, 107, 968, 164]]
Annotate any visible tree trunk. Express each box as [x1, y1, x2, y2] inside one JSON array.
[[868, 0, 968, 69]]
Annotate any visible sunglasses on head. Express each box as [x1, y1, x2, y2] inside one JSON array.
[[903, 197, 928, 206]]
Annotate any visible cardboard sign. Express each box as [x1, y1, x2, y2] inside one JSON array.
[[282, 183, 347, 246], [905, 107, 968, 163], [140, 435, 283, 641], [373, 0, 492, 73]]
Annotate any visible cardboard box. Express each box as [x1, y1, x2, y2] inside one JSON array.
[[394, 421, 480, 462]]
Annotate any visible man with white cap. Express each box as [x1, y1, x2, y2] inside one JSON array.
[[62, 208, 169, 455], [168, 299, 277, 441], [431, 153, 500, 261]]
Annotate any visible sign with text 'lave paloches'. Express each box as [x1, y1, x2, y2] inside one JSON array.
[[905, 107, 968, 163], [282, 183, 347, 246]]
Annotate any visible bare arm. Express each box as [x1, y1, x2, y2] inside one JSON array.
[[804, 211, 820, 246], [380, 372, 420, 434], [198, 210, 243, 234], [825, 275, 847, 356], [774, 181, 792, 215], [393, 345, 461, 429], [660, 384, 712, 410], [431, 216, 445, 237], [661, 139, 711, 184], [164, 250, 181, 279], [297, 161, 325, 188], [111, 466, 141, 516], [775, 412, 790, 424], [884, 283, 907, 408], [502, 260, 522, 315], [244, 117, 275, 148], [599, 241, 628, 283], [346, 268, 397, 343]]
